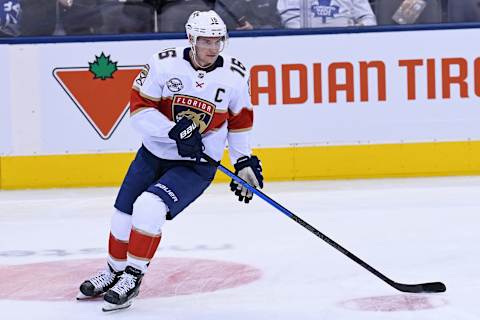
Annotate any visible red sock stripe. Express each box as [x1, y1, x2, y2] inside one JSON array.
[[108, 232, 128, 260], [127, 228, 161, 260]]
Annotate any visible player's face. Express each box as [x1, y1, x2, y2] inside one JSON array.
[[193, 36, 224, 67]]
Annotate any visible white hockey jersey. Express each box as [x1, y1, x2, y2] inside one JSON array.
[[129, 47, 253, 164], [277, 0, 377, 28]]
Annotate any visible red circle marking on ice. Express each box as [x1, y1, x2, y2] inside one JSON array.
[[339, 294, 448, 312], [0, 257, 262, 301]]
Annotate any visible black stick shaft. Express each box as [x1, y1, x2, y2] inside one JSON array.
[[202, 152, 446, 293]]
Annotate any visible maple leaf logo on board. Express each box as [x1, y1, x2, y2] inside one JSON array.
[[53, 53, 142, 139], [89, 52, 118, 80]]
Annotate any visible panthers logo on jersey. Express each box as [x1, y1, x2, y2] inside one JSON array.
[[172, 94, 215, 134]]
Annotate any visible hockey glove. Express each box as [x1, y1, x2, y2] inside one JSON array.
[[168, 117, 204, 161], [230, 155, 264, 203]]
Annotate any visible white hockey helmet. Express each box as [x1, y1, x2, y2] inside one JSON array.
[[185, 10, 228, 47]]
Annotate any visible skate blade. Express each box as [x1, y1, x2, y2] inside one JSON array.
[[76, 292, 103, 301], [102, 300, 133, 312]]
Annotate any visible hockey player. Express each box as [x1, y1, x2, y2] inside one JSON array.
[[277, 0, 377, 28], [76, 10, 263, 312]]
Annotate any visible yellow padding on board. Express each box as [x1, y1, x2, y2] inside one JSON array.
[[291, 141, 480, 179], [1, 141, 480, 189], [0, 153, 136, 189]]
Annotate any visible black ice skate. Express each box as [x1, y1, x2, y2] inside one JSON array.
[[77, 264, 122, 300], [102, 265, 144, 312]]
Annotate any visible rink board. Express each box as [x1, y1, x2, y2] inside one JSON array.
[[1, 26, 480, 188]]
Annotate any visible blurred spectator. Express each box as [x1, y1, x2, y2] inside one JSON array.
[[277, 0, 377, 28], [214, 0, 281, 30], [100, 0, 155, 34], [157, 0, 214, 32], [447, 0, 480, 23], [374, 0, 442, 25], [369, 0, 376, 13], [59, 0, 103, 35], [0, 0, 21, 36], [19, 0, 56, 36]]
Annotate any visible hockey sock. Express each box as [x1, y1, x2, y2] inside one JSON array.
[[127, 227, 162, 273], [127, 192, 167, 273], [108, 233, 129, 271], [107, 209, 132, 271]]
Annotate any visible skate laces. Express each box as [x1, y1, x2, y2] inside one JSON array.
[[89, 269, 115, 289], [110, 273, 137, 295]]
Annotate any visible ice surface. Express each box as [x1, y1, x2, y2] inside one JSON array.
[[1, 177, 479, 319]]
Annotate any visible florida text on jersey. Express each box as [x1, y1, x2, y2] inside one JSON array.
[[129, 46, 253, 163]]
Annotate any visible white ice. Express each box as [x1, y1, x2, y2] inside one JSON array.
[[1, 177, 479, 320]]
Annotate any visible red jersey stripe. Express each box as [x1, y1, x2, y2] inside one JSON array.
[[130, 90, 230, 133], [228, 108, 253, 131], [129, 89, 159, 114], [207, 112, 228, 132]]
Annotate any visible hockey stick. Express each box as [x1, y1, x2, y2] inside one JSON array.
[[201, 152, 446, 293]]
